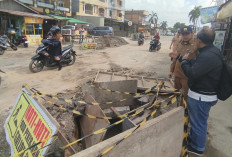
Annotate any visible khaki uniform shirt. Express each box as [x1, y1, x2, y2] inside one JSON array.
[[170, 35, 182, 73], [172, 35, 182, 52], [173, 38, 198, 79]]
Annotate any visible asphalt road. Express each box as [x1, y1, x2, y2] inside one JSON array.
[[0, 36, 231, 157]]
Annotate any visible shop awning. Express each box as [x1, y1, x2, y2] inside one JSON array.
[[217, 1, 232, 19], [68, 18, 89, 24], [0, 9, 56, 20], [48, 15, 89, 24], [48, 14, 71, 20]]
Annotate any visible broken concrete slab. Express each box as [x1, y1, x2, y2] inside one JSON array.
[[82, 80, 137, 110], [71, 107, 184, 157], [103, 106, 130, 117], [110, 107, 136, 132], [94, 72, 175, 92], [80, 93, 110, 148], [137, 95, 150, 104], [130, 109, 151, 125]]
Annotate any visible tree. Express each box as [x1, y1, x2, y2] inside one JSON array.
[[149, 11, 158, 27], [148, 11, 158, 35], [160, 21, 168, 35], [173, 22, 186, 30], [160, 21, 168, 30], [188, 6, 202, 32], [170, 28, 177, 34]]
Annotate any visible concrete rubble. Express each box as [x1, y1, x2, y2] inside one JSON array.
[[28, 72, 182, 157]]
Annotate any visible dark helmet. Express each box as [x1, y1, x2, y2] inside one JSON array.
[[49, 26, 61, 36]]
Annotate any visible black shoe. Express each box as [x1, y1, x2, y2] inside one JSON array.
[[187, 136, 192, 144], [187, 145, 203, 156], [58, 65, 62, 71]]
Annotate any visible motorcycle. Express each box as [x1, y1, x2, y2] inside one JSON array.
[[12, 36, 29, 47], [138, 38, 144, 46], [29, 40, 76, 73], [0, 37, 8, 55], [149, 38, 161, 52], [0, 35, 17, 55]]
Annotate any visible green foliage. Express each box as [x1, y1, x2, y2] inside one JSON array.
[[173, 22, 186, 30], [160, 21, 168, 30], [170, 28, 177, 33], [188, 6, 202, 31], [149, 11, 158, 27]]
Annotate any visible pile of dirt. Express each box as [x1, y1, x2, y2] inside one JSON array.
[[95, 36, 128, 50], [107, 63, 158, 78]]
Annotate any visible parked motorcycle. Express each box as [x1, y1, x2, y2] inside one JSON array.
[[138, 38, 144, 46], [149, 38, 161, 52], [0, 36, 8, 55], [0, 35, 17, 55], [11, 36, 29, 47], [29, 40, 76, 73]]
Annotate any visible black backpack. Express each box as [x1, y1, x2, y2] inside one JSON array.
[[215, 56, 232, 101]]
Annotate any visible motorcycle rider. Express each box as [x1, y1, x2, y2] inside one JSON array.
[[138, 31, 145, 45], [154, 32, 160, 41], [48, 26, 63, 71], [154, 32, 160, 47]]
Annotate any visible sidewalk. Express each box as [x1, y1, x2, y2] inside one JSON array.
[[205, 97, 232, 157]]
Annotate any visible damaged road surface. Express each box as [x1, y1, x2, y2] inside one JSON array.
[[6, 72, 183, 157]]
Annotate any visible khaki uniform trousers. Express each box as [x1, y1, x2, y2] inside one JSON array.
[[174, 77, 189, 100]]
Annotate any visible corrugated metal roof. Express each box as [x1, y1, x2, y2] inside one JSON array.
[[0, 9, 57, 20]]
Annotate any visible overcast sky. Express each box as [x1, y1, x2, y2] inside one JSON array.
[[125, 0, 213, 27]]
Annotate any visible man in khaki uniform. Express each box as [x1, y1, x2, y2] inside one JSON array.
[[170, 31, 181, 51], [169, 26, 198, 99], [169, 31, 182, 78]]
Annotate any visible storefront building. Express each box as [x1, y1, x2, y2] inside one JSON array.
[[215, 0, 232, 60], [0, 9, 56, 45]]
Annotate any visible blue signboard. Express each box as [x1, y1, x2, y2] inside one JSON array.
[[200, 6, 219, 24]]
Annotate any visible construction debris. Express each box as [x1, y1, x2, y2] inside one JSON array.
[[95, 36, 128, 50], [80, 93, 110, 148], [12, 72, 180, 157]]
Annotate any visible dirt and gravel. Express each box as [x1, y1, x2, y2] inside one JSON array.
[[95, 36, 128, 49], [0, 36, 231, 157]]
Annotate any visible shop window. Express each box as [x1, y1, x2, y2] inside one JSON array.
[[119, 1, 122, 6], [34, 24, 42, 35], [25, 23, 43, 35], [25, 24, 34, 35]]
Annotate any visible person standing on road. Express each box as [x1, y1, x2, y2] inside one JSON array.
[[170, 31, 181, 50], [177, 27, 223, 156], [169, 31, 182, 79], [79, 25, 85, 44], [169, 26, 198, 99]]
